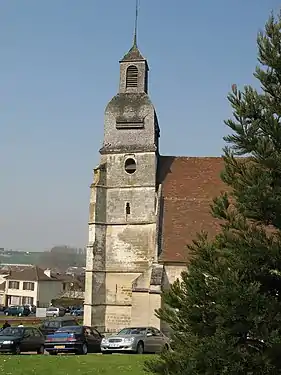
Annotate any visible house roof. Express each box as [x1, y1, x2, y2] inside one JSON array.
[[5, 266, 59, 282], [158, 156, 227, 263], [0, 264, 33, 271], [53, 273, 84, 288], [54, 273, 74, 282]]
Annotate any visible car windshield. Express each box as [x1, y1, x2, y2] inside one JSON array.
[[56, 326, 81, 333], [43, 321, 60, 328], [0, 327, 24, 336], [117, 327, 146, 335]]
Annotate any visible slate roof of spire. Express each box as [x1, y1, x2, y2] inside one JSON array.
[[120, 44, 146, 62]]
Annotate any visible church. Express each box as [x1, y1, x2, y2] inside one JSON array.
[[83, 36, 226, 333]]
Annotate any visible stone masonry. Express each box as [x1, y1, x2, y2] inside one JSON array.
[[84, 39, 229, 334], [84, 42, 161, 332]]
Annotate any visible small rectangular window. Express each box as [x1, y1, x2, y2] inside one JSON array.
[[8, 281, 20, 289], [23, 282, 35, 291], [22, 296, 34, 305], [126, 202, 131, 215]]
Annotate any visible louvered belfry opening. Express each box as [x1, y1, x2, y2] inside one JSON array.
[[126, 65, 138, 88]]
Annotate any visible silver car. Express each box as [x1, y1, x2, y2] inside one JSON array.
[[46, 307, 65, 318], [101, 326, 170, 354]]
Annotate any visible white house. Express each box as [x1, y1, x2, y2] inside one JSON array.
[[0, 281, 5, 306], [4, 266, 63, 307]]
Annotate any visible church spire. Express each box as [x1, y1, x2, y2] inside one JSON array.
[[120, 0, 145, 63], [118, 0, 148, 93], [133, 0, 139, 47]]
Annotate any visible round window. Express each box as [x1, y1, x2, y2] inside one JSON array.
[[124, 158, 136, 174]]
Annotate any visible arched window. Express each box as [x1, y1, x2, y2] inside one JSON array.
[[124, 158, 136, 174], [126, 202, 131, 215], [126, 65, 138, 88]]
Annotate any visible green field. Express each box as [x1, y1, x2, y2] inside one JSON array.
[[0, 354, 153, 375]]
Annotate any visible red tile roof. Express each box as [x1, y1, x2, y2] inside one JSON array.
[[158, 156, 227, 263]]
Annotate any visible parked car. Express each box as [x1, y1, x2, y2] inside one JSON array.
[[24, 304, 36, 314], [101, 327, 171, 354], [45, 325, 103, 355], [4, 305, 31, 317], [0, 326, 45, 355], [71, 307, 84, 316], [39, 317, 79, 337], [46, 307, 65, 318]]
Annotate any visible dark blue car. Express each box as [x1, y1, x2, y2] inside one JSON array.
[[44, 325, 103, 355], [71, 307, 84, 316]]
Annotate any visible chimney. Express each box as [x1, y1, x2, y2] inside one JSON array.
[[44, 269, 51, 278]]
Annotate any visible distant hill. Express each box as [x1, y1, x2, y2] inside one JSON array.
[[0, 247, 86, 271], [0, 251, 42, 265]]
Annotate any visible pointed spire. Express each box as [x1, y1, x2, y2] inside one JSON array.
[[133, 0, 139, 47], [120, 0, 145, 63]]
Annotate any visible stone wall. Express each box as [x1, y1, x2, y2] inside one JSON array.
[[160, 264, 187, 335], [84, 45, 160, 332], [131, 291, 161, 328]]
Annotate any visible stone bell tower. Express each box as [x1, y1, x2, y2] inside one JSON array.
[[84, 31, 160, 331]]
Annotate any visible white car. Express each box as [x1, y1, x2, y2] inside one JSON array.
[[46, 307, 65, 318]]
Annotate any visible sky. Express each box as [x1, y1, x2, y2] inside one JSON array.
[[1, 0, 280, 251]]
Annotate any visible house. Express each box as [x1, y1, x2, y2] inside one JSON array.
[[84, 35, 227, 333], [0, 279, 6, 306], [65, 266, 85, 276], [54, 273, 85, 300], [0, 269, 10, 306], [3, 266, 63, 307]]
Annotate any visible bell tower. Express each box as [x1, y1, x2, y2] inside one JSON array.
[[118, 43, 148, 94], [84, 3, 160, 332], [100, 36, 159, 155]]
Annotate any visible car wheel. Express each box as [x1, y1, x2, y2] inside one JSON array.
[[53, 314, 57, 317], [78, 343, 88, 355], [161, 344, 169, 353], [18, 313, 22, 317], [37, 345, 45, 355], [5, 312, 9, 316], [13, 345, 21, 355], [136, 342, 144, 354]]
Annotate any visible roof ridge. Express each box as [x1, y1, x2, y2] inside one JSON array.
[[160, 155, 224, 159]]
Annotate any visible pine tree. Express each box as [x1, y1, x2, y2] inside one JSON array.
[[147, 11, 281, 375]]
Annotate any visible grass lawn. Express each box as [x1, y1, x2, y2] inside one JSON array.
[[0, 354, 153, 375]]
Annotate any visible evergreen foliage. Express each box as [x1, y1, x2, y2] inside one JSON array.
[[147, 11, 281, 375]]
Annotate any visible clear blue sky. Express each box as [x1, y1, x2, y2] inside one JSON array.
[[1, 0, 280, 251]]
